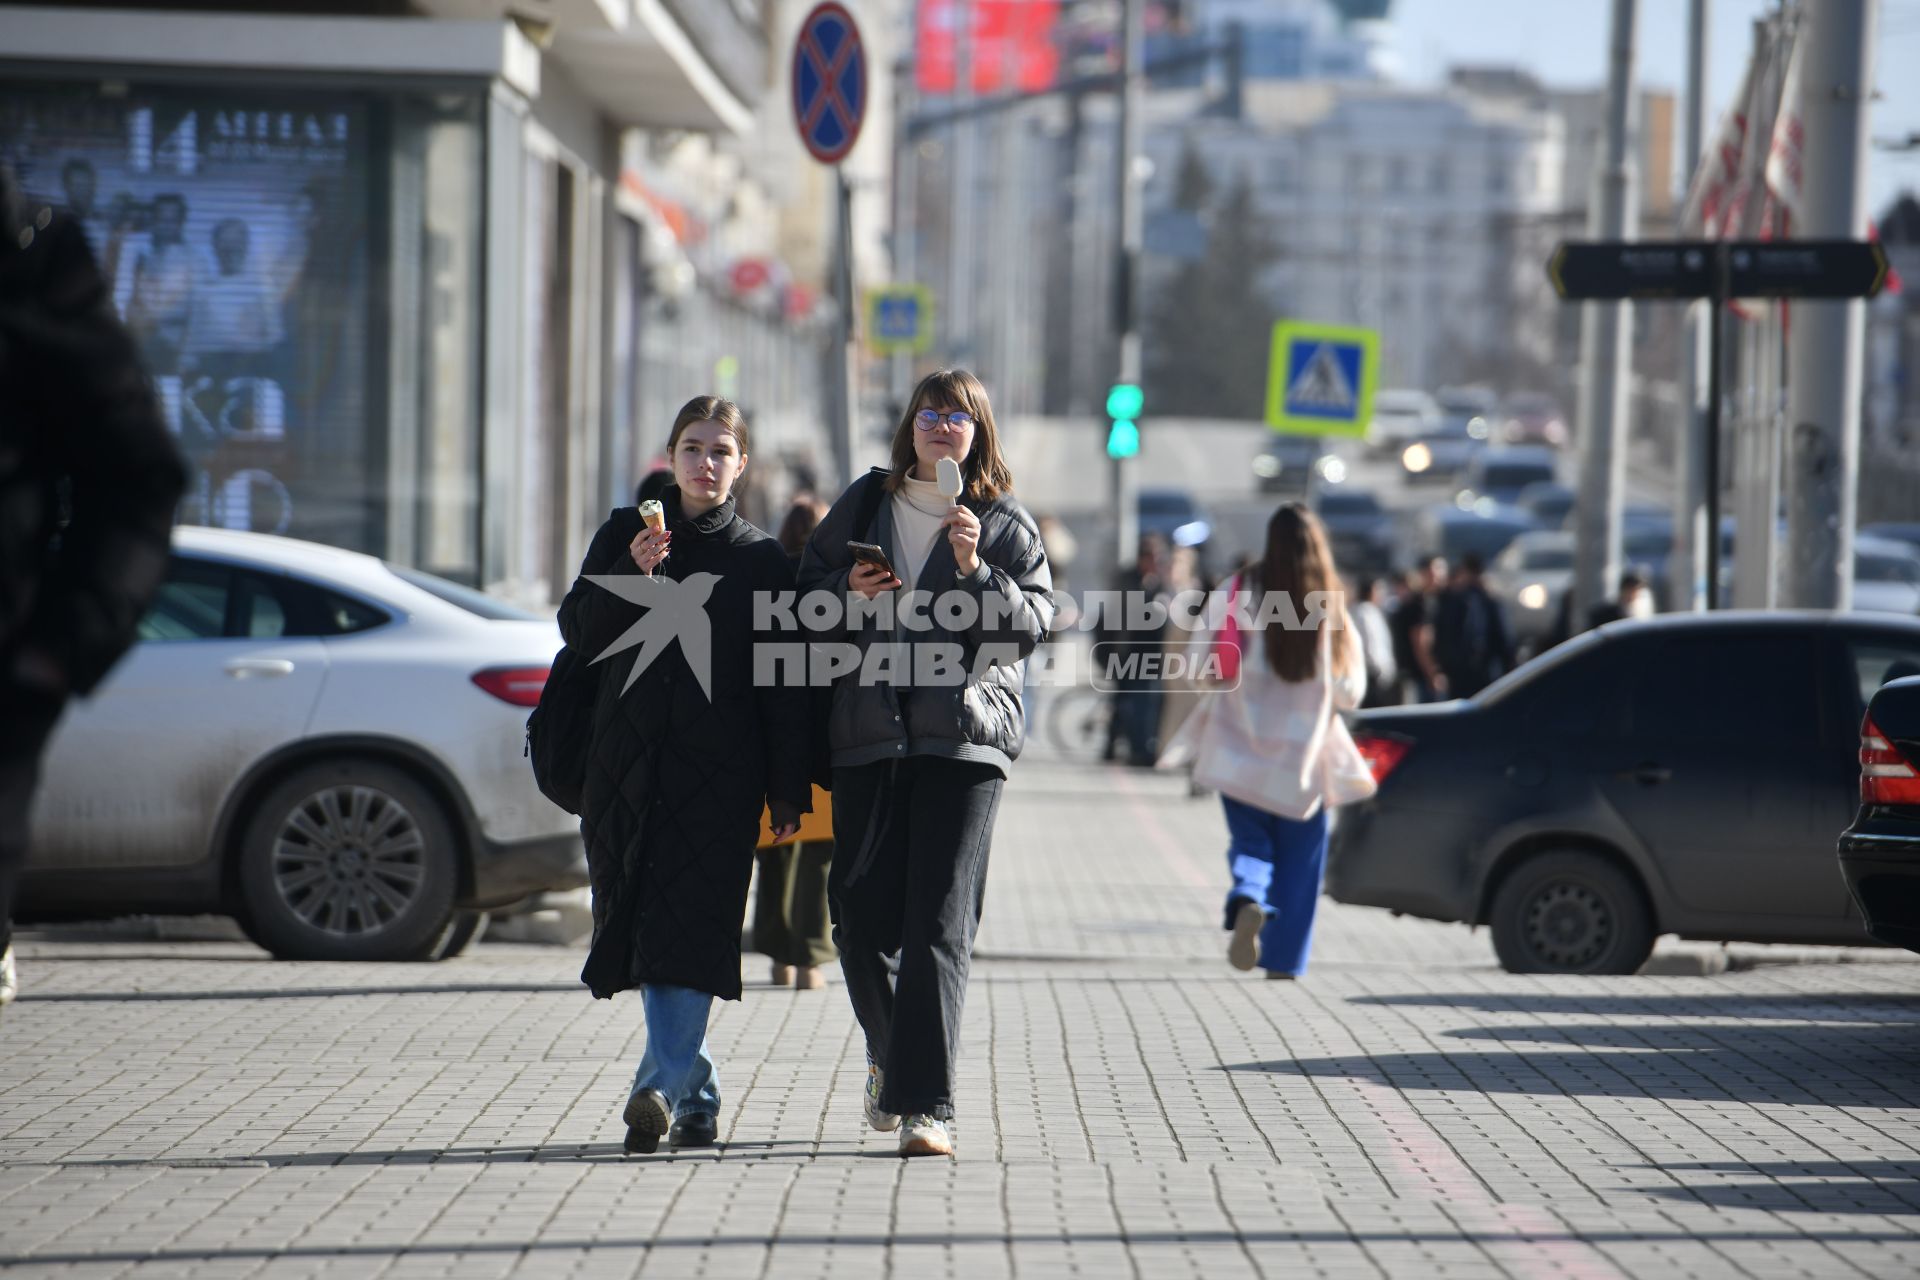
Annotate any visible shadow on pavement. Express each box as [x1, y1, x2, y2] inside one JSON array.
[[19, 983, 580, 1002], [1348, 991, 1920, 1021], [1630, 1159, 1920, 1215]]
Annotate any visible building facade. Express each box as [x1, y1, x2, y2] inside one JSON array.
[[0, 0, 863, 606]]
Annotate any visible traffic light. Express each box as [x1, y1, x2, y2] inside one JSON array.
[[1106, 382, 1142, 459]]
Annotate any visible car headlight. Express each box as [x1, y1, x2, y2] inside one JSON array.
[[1252, 453, 1281, 478], [1517, 583, 1549, 610], [1316, 455, 1348, 484], [1402, 442, 1432, 473], [1467, 416, 1491, 440]]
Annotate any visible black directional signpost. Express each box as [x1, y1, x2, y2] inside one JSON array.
[[1548, 238, 1891, 610]]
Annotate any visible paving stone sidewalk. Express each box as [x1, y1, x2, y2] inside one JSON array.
[[4, 756, 1920, 1278]]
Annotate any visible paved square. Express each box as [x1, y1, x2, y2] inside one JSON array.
[[5, 755, 1919, 1277]]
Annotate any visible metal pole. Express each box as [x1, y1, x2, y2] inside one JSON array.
[[832, 169, 857, 485], [1571, 0, 1640, 629], [1706, 244, 1727, 610], [1674, 0, 1711, 611], [1111, 0, 1143, 569], [892, 53, 914, 411], [949, 0, 975, 366], [1784, 0, 1877, 610]]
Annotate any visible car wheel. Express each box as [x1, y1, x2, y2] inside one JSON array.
[[1488, 851, 1655, 975], [430, 910, 487, 960], [237, 759, 459, 961]]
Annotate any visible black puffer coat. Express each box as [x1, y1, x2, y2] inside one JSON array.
[[0, 193, 185, 707], [796, 469, 1053, 777], [558, 488, 810, 1001]]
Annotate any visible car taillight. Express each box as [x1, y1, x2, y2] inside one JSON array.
[[1352, 732, 1412, 784], [1860, 712, 1920, 805], [472, 666, 549, 708]]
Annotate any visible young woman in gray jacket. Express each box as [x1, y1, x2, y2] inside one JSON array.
[[797, 369, 1053, 1157]]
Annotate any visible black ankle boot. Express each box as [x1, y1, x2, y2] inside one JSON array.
[[669, 1112, 717, 1150]]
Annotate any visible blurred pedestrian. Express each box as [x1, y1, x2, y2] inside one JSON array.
[[1586, 571, 1653, 629], [634, 466, 671, 509], [1433, 552, 1515, 699], [559, 395, 810, 1155], [1351, 577, 1401, 708], [754, 496, 836, 992], [1158, 504, 1375, 980], [1389, 555, 1447, 702], [0, 172, 187, 1017], [1035, 513, 1078, 597], [797, 368, 1053, 1157], [1098, 531, 1171, 766]]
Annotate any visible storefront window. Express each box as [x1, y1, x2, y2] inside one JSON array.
[[3, 84, 373, 547], [3, 79, 483, 576]]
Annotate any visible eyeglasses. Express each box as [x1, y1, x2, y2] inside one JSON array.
[[914, 409, 976, 432]]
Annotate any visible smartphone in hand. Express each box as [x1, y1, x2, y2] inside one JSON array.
[[847, 540, 897, 579]]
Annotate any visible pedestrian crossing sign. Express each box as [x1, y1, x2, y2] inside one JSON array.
[[1264, 320, 1379, 438], [865, 285, 934, 355]]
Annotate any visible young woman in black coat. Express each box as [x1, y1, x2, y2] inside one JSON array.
[[557, 396, 809, 1155], [797, 369, 1053, 1157]]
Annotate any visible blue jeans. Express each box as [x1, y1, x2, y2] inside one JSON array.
[[1222, 797, 1330, 977], [631, 984, 720, 1119]]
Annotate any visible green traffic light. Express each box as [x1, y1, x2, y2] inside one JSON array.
[[1106, 383, 1143, 421], [1106, 419, 1140, 459]]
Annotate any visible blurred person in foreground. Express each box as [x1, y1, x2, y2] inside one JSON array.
[[753, 495, 836, 992], [797, 368, 1053, 1158], [1433, 552, 1515, 700], [0, 170, 188, 1014], [1157, 504, 1375, 980], [558, 395, 809, 1154]]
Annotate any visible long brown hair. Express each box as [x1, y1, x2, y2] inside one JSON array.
[[884, 368, 1015, 501], [1255, 503, 1353, 683]]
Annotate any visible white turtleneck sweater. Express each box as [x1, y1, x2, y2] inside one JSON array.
[[891, 473, 954, 595]]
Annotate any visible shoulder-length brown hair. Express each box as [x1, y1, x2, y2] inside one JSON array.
[[884, 368, 1015, 501], [1254, 503, 1354, 683]]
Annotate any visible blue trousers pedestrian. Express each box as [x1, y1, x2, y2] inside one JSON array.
[[631, 984, 720, 1120], [1221, 797, 1330, 977]]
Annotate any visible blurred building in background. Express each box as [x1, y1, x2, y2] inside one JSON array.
[[0, 0, 891, 606]]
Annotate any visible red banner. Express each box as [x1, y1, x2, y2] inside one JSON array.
[[916, 1, 1060, 95]]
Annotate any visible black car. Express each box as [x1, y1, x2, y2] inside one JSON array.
[[1839, 673, 1920, 952], [1331, 612, 1920, 973], [1252, 433, 1329, 495], [1313, 487, 1393, 578]]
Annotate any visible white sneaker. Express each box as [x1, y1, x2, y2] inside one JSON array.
[[0, 945, 15, 1006], [864, 1060, 901, 1133], [899, 1114, 953, 1157], [1228, 901, 1263, 972]]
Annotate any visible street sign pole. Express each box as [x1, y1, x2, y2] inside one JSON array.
[[1705, 242, 1727, 611], [1111, 0, 1142, 570], [792, 2, 868, 487]]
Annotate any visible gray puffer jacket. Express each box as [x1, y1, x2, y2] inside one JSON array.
[[796, 468, 1054, 777]]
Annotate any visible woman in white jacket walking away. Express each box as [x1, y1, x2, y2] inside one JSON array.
[[1162, 503, 1375, 979]]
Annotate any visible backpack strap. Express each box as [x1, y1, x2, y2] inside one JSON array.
[[851, 467, 890, 541]]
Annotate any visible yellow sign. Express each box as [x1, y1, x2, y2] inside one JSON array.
[[865, 285, 934, 354]]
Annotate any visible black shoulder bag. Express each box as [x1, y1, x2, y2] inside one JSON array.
[[527, 507, 644, 815]]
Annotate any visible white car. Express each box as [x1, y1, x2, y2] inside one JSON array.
[[1487, 530, 1575, 652], [1854, 534, 1920, 616], [1365, 389, 1439, 457], [21, 527, 586, 961]]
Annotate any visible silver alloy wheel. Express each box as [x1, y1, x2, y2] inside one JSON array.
[[271, 785, 427, 936], [1524, 881, 1612, 969]]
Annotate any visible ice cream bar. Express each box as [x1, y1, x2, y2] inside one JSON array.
[[638, 499, 665, 532], [935, 456, 964, 504]]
